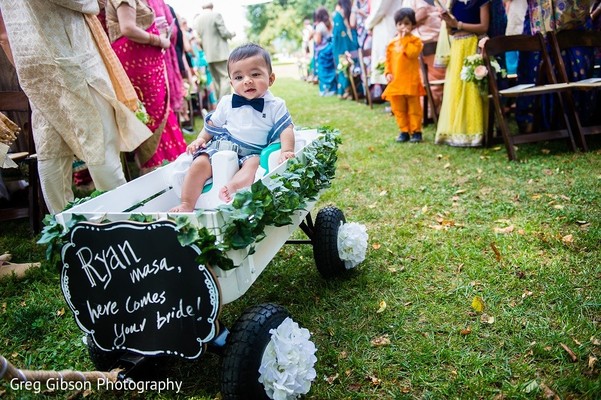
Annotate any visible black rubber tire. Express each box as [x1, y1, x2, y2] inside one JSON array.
[[221, 303, 291, 400], [86, 334, 126, 372], [313, 206, 347, 278]]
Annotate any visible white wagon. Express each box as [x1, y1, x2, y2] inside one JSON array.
[[51, 128, 350, 399]]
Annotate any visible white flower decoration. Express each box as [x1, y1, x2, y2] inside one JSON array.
[[259, 317, 318, 400], [337, 222, 368, 269]]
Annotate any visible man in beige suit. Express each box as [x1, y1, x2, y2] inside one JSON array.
[[193, 1, 236, 101]]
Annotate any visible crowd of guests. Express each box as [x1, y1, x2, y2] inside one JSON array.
[[0, 0, 236, 214], [1, 0, 600, 216], [303, 0, 600, 148]]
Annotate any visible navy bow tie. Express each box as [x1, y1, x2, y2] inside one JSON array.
[[232, 94, 265, 113]]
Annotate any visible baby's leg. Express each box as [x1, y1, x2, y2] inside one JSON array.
[[219, 156, 260, 202], [170, 154, 212, 212]]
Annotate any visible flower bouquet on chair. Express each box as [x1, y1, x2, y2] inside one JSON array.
[[460, 54, 505, 95]]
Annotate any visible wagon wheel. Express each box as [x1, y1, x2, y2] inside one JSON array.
[[313, 206, 347, 278], [221, 303, 290, 400]]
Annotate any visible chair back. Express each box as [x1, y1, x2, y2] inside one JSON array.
[[482, 32, 578, 160], [0, 90, 45, 233]]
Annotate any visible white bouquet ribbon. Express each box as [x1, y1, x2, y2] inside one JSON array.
[[1, 143, 17, 169]]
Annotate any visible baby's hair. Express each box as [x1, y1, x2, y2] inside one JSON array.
[[228, 43, 272, 75], [394, 8, 417, 26]]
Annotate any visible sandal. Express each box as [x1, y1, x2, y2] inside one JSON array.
[[0, 253, 40, 279]]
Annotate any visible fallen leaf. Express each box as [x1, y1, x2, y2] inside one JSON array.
[[490, 243, 502, 262], [588, 355, 597, 370], [368, 203, 377, 209], [494, 225, 515, 234], [345, 369, 352, 377], [422, 205, 428, 213], [480, 314, 495, 324], [539, 382, 560, 400], [553, 204, 564, 210], [372, 243, 381, 250], [443, 162, 450, 169], [348, 383, 362, 391], [591, 337, 601, 346], [576, 220, 588, 225], [56, 308, 65, 317], [366, 375, 381, 386], [371, 335, 391, 347], [454, 189, 466, 195], [543, 169, 554, 176], [325, 373, 339, 384], [340, 351, 348, 359], [492, 146, 502, 151], [376, 301, 387, 314], [560, 343, 578, 362], [541, 148, 551, 154], [572, 337, 582, 346], [379, 190, 388, 196], [460, 327, 472, 335], [471, 296, 485, 313], [561, 234, 573, 244]]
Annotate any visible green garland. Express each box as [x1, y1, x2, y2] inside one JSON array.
[[38, 128, 341, 272]]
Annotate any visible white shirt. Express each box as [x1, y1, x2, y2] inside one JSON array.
[[209, 90, 293, 147]]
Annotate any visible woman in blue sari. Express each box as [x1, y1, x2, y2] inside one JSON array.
[[331, 0, 360, 99], [314, 7, 337, 96]]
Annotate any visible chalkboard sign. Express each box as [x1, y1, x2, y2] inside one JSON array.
[[61, 221, 221, 359]]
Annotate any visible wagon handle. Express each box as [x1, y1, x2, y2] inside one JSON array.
[[0, 354, 120, 384]]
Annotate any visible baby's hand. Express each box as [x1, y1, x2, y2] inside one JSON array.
[[278, 151, 295, 164], [187, 138, 206, 154], [385, 73, 393, 83]]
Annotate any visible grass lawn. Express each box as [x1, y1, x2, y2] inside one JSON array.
[[1, 75, 600, 399]]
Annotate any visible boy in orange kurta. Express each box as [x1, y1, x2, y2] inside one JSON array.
[[382, 8, 426, 143]]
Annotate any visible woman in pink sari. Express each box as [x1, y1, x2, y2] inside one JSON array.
[[105, 0, 186, 172], [146, 0, 185, 114]]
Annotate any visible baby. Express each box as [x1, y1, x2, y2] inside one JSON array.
[[170, 43, 295, 212]]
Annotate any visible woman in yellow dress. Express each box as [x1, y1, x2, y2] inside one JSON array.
[[435, 0, 490, 147]]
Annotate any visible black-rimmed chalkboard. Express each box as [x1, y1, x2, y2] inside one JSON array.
[[61, 220, 221, 359]]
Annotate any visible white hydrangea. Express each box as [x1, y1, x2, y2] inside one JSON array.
[[259, 317, 317, 400], [337, 222, 368, 269]]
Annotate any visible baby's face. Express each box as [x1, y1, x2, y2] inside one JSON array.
[[228, 55, 274, 100]]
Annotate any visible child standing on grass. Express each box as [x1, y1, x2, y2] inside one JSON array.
[[382, 8, 425, 143], [169, 43, 296, 212]]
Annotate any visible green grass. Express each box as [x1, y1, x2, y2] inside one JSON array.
[[1, 76, 600, 399]]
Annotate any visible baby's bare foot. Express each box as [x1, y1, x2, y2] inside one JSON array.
[[169, 202, 194, 212], [219, 185, 233, 202]]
